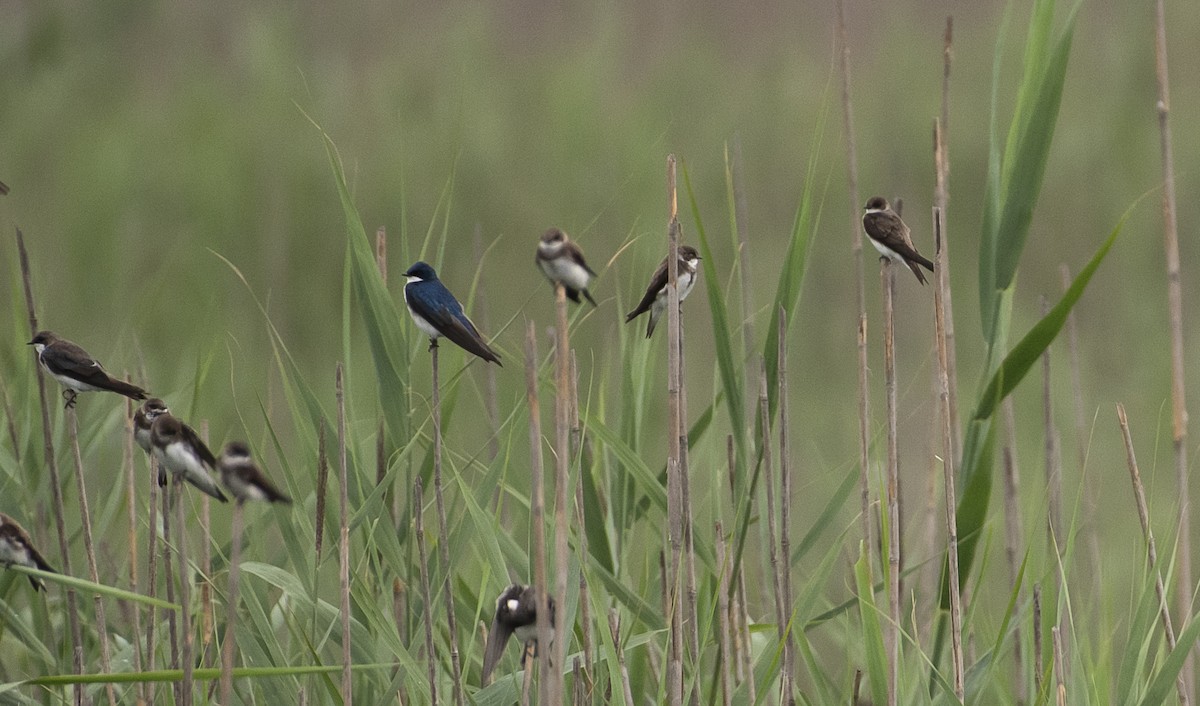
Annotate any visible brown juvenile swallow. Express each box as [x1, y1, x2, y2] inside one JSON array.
[[535, 228, 598, 306], [862, 196, 934, 284], [151, 413, 229, 502], [134, 398, 170, 486], [624, 245, 701, 338], [217, 441, 292, 505], [28, 331, 148, 408], [0, 513, 55, 591]]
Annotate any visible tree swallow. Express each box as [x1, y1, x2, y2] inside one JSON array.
[[217, 441, 292, 505], [862, 196, 934, 284], [403, 261, 502, 365], [134, 398, 170, 486], [28, 331, 149, 408], [481, 583, 556, 684], [0, 513, 55, 591], [535, 228, 598, 306], [150, 413, 229, 502], [624, 245, 701, 338]]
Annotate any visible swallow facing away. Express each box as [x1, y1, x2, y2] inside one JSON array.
[[134, 398, 170, 486], [481, 583, 557, 684], [403, 262, 502, 365], [0, 513, 55, 591], [861, 196, 934, 284], [624, 245, 701, 338], [217, 441, 292, 505], [28, 331, 148, 408], [150, 413, 229, 502], [535, 228, 598, 306]]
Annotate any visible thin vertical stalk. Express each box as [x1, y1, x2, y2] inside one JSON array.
[[609, 610, 636, 706], [415, 478, 438, 705], [664, 154, 684, 706], [932, 207, 964, 701], [145, 442, 161, 706], [176, 479, 194, 706], [199, 423, 214, 668], [552, 283, 571, 703], [758, 366, 786, 670], [315, 422, 329, 561], [163, 472, 180, 703], [1059, 265, 1087, 471], [935, 17, 962, 464], [1153, 0, 1192, 691], [16, 228, 84, 704], [1040, 297, 1062, 549], [220, 501, 245, 705], [474, 222, 501, 464], [570, 351, 594, 699], [523, 321, 550, 700], [430, 343, 464, 706], [1033, 584, 1043, 696], [715, 523, 734, 706], [836, 0, 873, 568], [776, 308, 795, 702], [1052, 626, 1066, 706], [336, 363, 352, 705], [881, 258, 900, 706], [678, 303, 699, 706], [1117, 404, 1188, 705], [122, 393, 145, 705], [67, 409, 116, 706], [730, 133, 756, 374], [1001, 398, 1025, 706]]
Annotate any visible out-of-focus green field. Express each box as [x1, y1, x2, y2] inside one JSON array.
[[1, 0, 1199, 702]]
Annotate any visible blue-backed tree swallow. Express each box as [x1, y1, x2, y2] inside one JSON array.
[[624, 245, 701, 338], [217, 441, 292, 505], [150, 413, 229, 502], [403, 262, 502, 365], [28, 331, 148, 408], [481, 583, 556, 684], [862, 196, 934, 284], [134, 398, 170, 486], [535, 228, 598, 306], [0, 513, 55, 591]]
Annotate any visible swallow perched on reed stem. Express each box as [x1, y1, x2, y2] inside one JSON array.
[[217, 441, 292, 505], [150, 413, 228, 502], [481, 584, 556, 684], [624, 245, 700, 338], [535, 228, 598, 306], [862, 196, 934, 284], [403, 261, 502, 365], [28, 331, 148, 408]]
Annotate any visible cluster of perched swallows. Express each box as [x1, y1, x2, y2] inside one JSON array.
[[0, 332, 292, 591], [2, 197, 927, 671]]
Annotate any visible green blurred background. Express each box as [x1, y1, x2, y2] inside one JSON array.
[[1, 0, 1198, 655]]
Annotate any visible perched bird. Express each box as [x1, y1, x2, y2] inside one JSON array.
[[0, 513, 55, 591], [28, 331, 148, 408], [403, 261, 502, 365], [624, 245, 701, 338], [481, 584, 556, 684], [861, 196, 934, 284], [150, 413, 228, 502], [134, 398, 170, 486], [217, 441, 292, 505], [535, 228, 598, 306]]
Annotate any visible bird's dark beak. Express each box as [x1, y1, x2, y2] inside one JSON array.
[[25, 340, 34, 345]]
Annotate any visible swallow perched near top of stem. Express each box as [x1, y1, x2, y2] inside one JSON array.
[[481, 583, 556, 685], [535, 228, 598, 306], [150, 413, 228, 502], [403, 261, 502, 365], [134, 398, 170, 486], [28, 331, 148, 408], [217, 441, 292, 505], [862, 196, 934, 284], [0, 513, 55, 591], [624, 245, 701, 338]]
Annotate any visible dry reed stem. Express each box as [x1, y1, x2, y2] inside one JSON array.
[[336, 363, 352, 705], [121, 392, 145, 704], [758, 365, 786, 667], [523, 320, 551, 701], [1039, 297, 1062, 553], [1117, 403, 1189, 705], [175, 480, 195, 706], [1153, 0, 1192, 689], [664, 154, 685, 706], [1052, 626, 1066, 706], [199, 423, 214, 666], [162, 472, 180, 703], [315, 422, 328, 560], [678, 315, 699, 705], [730, 133, 756, 385], [146, 453, 161, 705], [67, 409, 116, 706], [1033, 584, 1043, 696], [836, 0, 873, 573], [16, 228, 84, 704], [429, 343, 464, 706], [609, 610, 636, 706], [553, 282, 572, 702], [219, 501, 245, 705], [725, 433, 755, 700], [715, 523, 734, 706], [1001, 403, 1025, 705], [880, 257, 900, 706], [570, 352, 594, 697], [777, 309, 796, 701], [415, 478, 438, 704], [932, 207, 964, 700], [852, 669, 863, 705], [935, 17, 962, 465]]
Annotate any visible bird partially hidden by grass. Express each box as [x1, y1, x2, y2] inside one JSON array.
[[624, 245, 701, 338], [28, 330, 148, 408], [403, 261, 502, 365], [481, 583, 556, 685], [134, 398, 171, 487], [150, 412, 229, 502], [217, 441, 292, 505], [0, 512, 55, 591]]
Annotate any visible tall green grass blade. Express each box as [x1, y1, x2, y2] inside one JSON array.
[[1137, 615, 1200, 706], [855, 542, 888, 706]]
